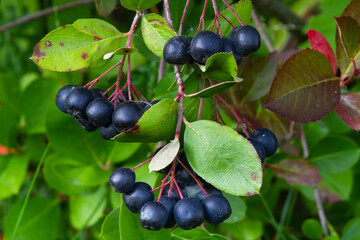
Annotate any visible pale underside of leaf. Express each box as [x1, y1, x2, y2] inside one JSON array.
[[148, 139, 179, 172]]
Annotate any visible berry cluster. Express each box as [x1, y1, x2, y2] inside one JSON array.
[[238, 128, 278, 163], [109, 153, 232, 231], [55, 85, 154, 140], [163, 25, 260, 66]]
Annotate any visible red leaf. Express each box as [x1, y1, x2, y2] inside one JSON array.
[[263, 49, 340, 123], [307, 29, 337, 75], [268, 159, 322, 186], [335, 92, 360, 131], [0, 145, 12, 155]]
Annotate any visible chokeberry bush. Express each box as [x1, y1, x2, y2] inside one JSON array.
[[0, 0, 360, 239]]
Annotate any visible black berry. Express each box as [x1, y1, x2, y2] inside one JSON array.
[[234, 25, 261, 56], [249, 139, 266, 163], [229, 26, 240, 40], [55, 85, 78, 113], [112, 101, 146, 132], [250, 128, 278, 157], [221, 37, 243, 66], [163, 36, 191, 65], [108, 168, 135, 193], [203, 194, 232, 225], [123, 182, 154, 213], [99, 124, 121, 140], [90, 88, 107, 99], [139, 201, 168, 231], [237, 130, 246, 138], [159, 196, 177, 228], [185, 37, 195, 64], [173, 197, 205, 230], [64, 87, 93, 118], [161, 184, 185, 201], [190, 30, 222, 65], [195, 184, 222, 202], [86, 98, 114, 127], [75, 117, 98, 132]]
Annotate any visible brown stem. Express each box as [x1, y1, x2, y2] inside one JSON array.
[[252, 9, 274, 52], [0, 0, 95, 33], [314, 185, 329, 236], [157, 59, 165, 82]]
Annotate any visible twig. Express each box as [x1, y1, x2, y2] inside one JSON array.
[[179, 0, 191, 35], [252, 9, 274, 52], [300, 126, 309, 159], [276, 187, 295, 240], [221, 0, 243, 26], [314, 185, 329, 236], [0, 0, 95, 33], [157, 59, 165, 82]]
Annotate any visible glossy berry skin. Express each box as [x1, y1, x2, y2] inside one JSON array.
[[250, 128, 278, 157], [90, 88, 106, 99], [174, 197, 205, 230], [221, 37, 243, 66], [234, 25, 261, 56], [75, 117, 97, 132], [159, 196, 177, 228], [190, 30, 222, 65], [86, 98, 114, 127], [161, 184, 185, 201], [185, 37, 195, 64], [195, 185, 222, 202], [203, 194, 232, 225], [65, 87, 94, 118], [139, 201, 168, 231], [123, 182, 154, 213], [249, 139, 266, 164], [55, 85, 78, 113], [108, 168, 135, 193], [175, 168, 196, 185], [99, 124, 121, 140], [163, 36, 191, 65], [112, 101, 146, 132], [229, 26, 240, 40]]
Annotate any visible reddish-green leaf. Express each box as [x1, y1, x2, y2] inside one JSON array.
[[120, 0, 162, 11], [30, 19, 125, 72], [343, 0, 360, 23], [307, 29, 337, 75], [335, 92, 360, 131], [263, 49, 340, 123], [268, 159, 322, 186], [95, 0, 116, 17], [335, 16, 360, 78]]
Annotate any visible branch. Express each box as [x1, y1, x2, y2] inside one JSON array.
[[0, 0, 95, 33], [252, 9, 274, 52]]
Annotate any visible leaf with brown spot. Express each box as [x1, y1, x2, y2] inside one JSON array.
[[263, 49, 340, 123], [335, 92, 360, 131], [268, 159, 322, 186], [30, 19, 126, 72], [335, 16, 360, 78], [141, 13, 176, 58]]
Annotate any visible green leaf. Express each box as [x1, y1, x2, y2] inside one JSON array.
[[95, 0, 116, 17], [141, 13, 177, 58], [268, 159, 322, 186], [220, 218, 263, 240], [223, 193, 246, 224], [342, 218, 360, 240], [0, 73, 20, 147], [321, 170, 353, 201], [172, 227, 229, 240], [148, 139, 179, 172], [185, 79, 241, 98], [120, 0, 162, 11], [0, 154, 29, 199], [113, 99, 178, 142], [263, 49, 340, 123], [335, 16, 360, 79], [335, 92, 360, 131], [43, 154, 107, 195], [100, 207, 120, 240], [302, 219, 323, 239], [70, 185, 107, 229], [216, 0, 253, 37], [119, 200, 171, 239], [31, 18, 126, 72], [200, 52, 238, 82], [4, 197, 61, 240], [22, 77, 60, 134], [308, 136, 360, 174], [184, 120, 262, 196]]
